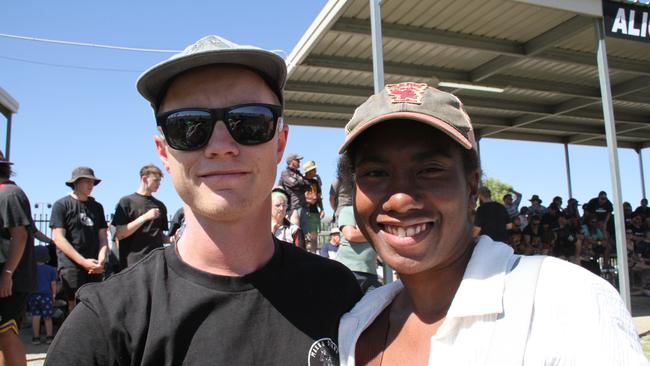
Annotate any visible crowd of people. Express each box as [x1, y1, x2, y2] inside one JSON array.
[[474, 187, 650, 292], [0, 34, 646, 365]]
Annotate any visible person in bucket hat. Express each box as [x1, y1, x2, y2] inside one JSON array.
[[335, 82, 645, 365], [64, 166, 102, 188], [0, 150, 36, 365], [49, 167, 107, 314], [47, 35, 361, 365]]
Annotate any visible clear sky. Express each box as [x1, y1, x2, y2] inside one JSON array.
[[1, 0, 648, 226]]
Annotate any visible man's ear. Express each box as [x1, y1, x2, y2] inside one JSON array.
[[276, 118, 289, 165], [154, 135, 171, 173]]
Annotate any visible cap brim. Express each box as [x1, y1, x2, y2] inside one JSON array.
[[338, 111, 473, 154], [136, 48, 287, 106]]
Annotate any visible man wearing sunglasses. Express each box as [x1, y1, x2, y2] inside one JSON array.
[[46, 35, 362, 366]]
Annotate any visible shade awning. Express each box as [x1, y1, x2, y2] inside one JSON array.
[[285, 0, 650, 149]]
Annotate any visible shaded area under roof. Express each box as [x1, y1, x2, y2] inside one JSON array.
[[285, 0, 650, 150]]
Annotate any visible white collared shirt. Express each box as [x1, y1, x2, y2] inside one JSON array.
[[339, 236, 648, 365]]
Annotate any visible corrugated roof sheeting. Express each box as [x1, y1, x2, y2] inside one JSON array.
[[284, 0, 650, 148]]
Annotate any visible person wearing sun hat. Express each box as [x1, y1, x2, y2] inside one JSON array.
[[527, 194, 547, 220], [0, 150, 36, 365], [49, 166, 107, 315], [46, 35, 361, 365], [335, 82, 645, 365], [302, 159, 325, 253]]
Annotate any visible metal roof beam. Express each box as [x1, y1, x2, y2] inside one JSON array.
[[331, 17, 650, 77], [301, 55, 647, 104], [286, 81, 373, 97], [568, 123, 650, 144], [538, 48, 650, 76], [482, 77, 650, 137], [285, 101, 355, 115], [303, 55, 467, 80], [331, 17, 524, 56], [470, 16, 593, 82], [283, 116, 348, 128]]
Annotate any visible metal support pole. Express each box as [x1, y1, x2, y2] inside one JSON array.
[[369, 0, 392, 284], [564, 143, 573, 198], [5, 113, 11, 160], [369, 0, 385, 93], [638, 148, 647, 199], [595, 19, 630, 310]]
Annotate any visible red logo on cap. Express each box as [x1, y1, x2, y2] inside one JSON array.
[[385, 82, 427, 104]]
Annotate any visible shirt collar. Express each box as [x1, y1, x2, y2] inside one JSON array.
[[446, 236, 515, 318]]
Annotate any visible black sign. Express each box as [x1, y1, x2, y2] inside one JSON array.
[[603, 0, 650, 42]]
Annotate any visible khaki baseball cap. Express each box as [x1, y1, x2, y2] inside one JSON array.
[[136, 35, 287, 108], [339, 82, 477, 153]]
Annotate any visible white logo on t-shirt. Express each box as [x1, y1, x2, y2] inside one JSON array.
[[308, 338, 339, 366]]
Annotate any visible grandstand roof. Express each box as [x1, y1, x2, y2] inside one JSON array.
[[284, 0, 650, 149]]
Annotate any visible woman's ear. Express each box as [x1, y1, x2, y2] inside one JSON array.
[[467, 169, 480, 211]]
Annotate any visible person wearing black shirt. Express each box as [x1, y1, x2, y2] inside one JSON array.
[[112, 164, 169, 270], [553, 214, 582, 262], [46, 35, 362, 366], [0, 151, 36, 365], [168, 207, 185, 244], [586, 191, 613, 226], [473, 187, 511, 243], [634, 198, 650, 220], [50, 167, 108, 313]]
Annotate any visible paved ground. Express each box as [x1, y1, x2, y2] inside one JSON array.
[[19, 293, 650, 364]]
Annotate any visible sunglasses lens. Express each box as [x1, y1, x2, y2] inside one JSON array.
[[163, 111, 213, 150], [226, 105, 276, 145]]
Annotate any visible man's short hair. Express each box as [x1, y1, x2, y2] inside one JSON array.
[[140, 164, 163, 178], [478, 187, 491, 198], [503, 193, 512, 201]]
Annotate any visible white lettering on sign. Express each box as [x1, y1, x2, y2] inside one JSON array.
[[612, 8, 628, 34], [611, 7, 650, 36]]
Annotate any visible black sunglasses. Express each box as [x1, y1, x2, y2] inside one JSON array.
[[156, 103, 282, 151]]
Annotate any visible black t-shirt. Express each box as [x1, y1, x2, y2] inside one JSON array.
[[45, 238, 363, 366], [523, 224, 543, 243], [0, 182, 36, 292], [586, 198, 613, 222], [305, 175, 322, 214], [635, 206, 650, 218], [168, 208, 185, 237], [112, 193, 168, 268], [554, 224, 581, 248], [474, 201, 510, 243], [540, 212, 559, 230], [50, 195, 108, 270]]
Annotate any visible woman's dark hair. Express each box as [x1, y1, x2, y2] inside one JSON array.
[[0, 164, 14, 180]]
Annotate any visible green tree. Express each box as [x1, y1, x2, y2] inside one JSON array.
[[482, 177, 513, 204]]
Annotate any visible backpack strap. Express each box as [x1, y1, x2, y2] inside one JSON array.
[[486, 255, 545, 365]]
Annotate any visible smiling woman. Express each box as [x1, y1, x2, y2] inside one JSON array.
[[336, 82, 647, 366]]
